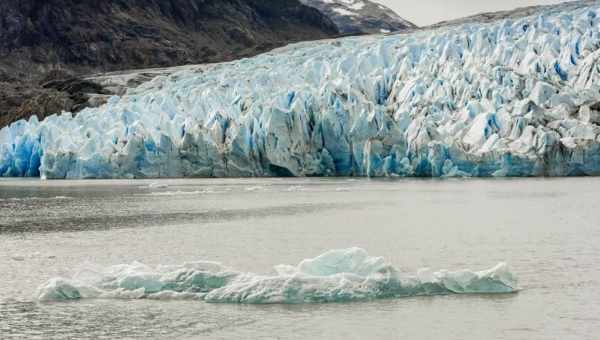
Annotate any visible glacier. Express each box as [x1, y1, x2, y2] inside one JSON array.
[[37, 248, 517, 303], [2, 1, 600, 178]]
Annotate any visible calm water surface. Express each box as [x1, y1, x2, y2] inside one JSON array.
[[0, 178, 599, 339]]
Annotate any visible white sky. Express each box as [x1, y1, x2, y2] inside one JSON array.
[[376, 0, 570, 26]]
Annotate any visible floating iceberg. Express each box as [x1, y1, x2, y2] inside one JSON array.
[[3, 2, 600, 178], [37, 248, 517, 304]]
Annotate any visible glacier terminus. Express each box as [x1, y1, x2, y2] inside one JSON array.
[[2, 1, 600, 179]]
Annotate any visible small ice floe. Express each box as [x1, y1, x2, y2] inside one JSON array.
[[36, 248, 518, 304], [146, 189, 217, 196], [10, 252, 55, 261], [147, 182, 169, 189]]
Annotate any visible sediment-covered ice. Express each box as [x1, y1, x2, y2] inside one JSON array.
[[3, 2, 600, 178], [37, 248, 517, 303]]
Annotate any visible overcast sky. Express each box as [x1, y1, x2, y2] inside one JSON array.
[[376, 0, 569, 26]]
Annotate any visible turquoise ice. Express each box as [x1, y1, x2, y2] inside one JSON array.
[[2, 2, 600, 178], [37, 248, 518, 304]]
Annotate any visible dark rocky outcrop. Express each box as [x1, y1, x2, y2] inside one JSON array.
[[0, 0, 339, 127]]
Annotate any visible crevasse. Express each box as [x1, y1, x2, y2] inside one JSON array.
[[2, 2, 600, 179]]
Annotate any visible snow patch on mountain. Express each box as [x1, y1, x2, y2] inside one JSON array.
[[300, 0, 416, 34]]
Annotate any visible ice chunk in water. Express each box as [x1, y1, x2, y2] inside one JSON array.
[[37, 248, 518, 304]]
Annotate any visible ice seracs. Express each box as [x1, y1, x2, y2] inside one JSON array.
[[37, 248, 518, 303], [2, 2, 600, 179]]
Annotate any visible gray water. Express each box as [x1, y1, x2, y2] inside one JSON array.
[[0, 178, 599, 339]]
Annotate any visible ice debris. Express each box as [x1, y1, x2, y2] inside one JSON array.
[[147, 182, 169, 189], [3, 2, 600, 178], [37, 248, 517, 304]]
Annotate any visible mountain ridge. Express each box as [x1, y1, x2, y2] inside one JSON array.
[[300, 0, 417, 34], [0, 0, 341, 127]]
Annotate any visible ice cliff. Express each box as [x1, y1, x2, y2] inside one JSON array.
[[37, 248, 517, 303], [2, 1, 600, 179]]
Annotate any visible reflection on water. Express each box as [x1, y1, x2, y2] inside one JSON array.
[[0, 201, 359, 234]]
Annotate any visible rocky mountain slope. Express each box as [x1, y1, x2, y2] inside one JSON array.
[[3, 1, 600, 179], [0, 0, 340, 127], [300, 0, 416, 34]]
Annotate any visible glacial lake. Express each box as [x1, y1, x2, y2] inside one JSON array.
[[1, 177, 599, 339]]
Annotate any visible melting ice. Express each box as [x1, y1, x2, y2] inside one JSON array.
[[37, 248, 517, 304], [3, 2, 600, 178]]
